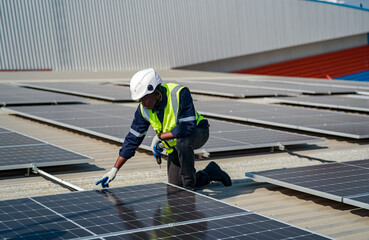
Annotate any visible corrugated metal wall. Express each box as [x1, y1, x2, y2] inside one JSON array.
[[1, 0, 369, 71]]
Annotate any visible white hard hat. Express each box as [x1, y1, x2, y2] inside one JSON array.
[[130, 68, 163, 100]]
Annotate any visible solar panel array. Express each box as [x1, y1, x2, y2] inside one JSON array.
[[194, 100, 369, 139], [18, 82, 132, 102], [3, 104, 323, 156], [0, 182, 331, 239], [0, 127, 93, 170], [0, 83, 86, 106], [246, 159, 369, 210], [266, 95, 369, 112]]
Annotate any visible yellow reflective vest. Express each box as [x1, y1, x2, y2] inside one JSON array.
[[140, 83, 204, 153]]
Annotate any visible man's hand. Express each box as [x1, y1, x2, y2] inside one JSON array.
[[96, 167, 118, 188], [151, 135, 163, 159]]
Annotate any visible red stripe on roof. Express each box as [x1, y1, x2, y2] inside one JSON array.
[[234, 45, 369, 79]]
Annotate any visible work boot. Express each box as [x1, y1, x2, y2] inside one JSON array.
[[204, 161, 232, 186]]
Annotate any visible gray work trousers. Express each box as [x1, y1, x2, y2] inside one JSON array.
[[167, 125, 210, 188]]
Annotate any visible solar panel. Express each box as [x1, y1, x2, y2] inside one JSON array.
[[194, 100, 369, 139], [266, 95, 369, 112], [0, 127, 93, 170], [0, 83, 87, 106], [246, 159, 369, 210], [3, 104, 323, 156], [18, 82, 133, 102], [0, 182, 331, 239]]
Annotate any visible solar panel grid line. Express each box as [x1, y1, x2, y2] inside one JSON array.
[[299, 174, 369, 193], [100, 218, 294, 240], [341, 160, 369, 169], [28, 197, 99, 238], [167, 184, 332, 240], [0, 198, 92, 239], [253, 163, 356, 178], [0, 146, 94, 171], [71, 212, 252, 240]]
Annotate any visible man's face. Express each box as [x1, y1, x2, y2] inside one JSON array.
[[139, 92, 157, 109]]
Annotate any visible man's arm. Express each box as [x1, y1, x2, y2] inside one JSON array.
[[96, 106, 150, 188]]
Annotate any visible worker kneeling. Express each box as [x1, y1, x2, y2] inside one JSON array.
[[96, 69, 232, 189]]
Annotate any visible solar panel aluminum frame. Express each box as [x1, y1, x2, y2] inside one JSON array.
[[343, 195, 369, 210]]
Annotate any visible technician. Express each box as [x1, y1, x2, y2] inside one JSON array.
[[96, 68, 231, 189]]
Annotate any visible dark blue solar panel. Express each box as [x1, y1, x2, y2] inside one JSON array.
[[247, 159, 369, 210], [0, 127, 93, 170], [0, 183, 331, 239]]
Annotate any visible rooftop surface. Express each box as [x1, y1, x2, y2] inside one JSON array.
[[1, 70, 369, 239]]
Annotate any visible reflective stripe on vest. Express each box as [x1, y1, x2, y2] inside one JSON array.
[[140, 83, 204, 153]]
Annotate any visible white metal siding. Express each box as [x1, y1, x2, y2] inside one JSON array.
[[1, 0, 369, 71]]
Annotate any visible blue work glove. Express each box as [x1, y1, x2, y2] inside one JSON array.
[[96, 167, 118, 188], [153, 142, 164, 159], [151, 135, 163, 159]]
